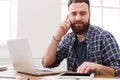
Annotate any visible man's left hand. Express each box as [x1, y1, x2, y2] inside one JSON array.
[[77, 61, 101, 74]]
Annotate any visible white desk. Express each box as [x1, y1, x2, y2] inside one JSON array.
[[0, 69, 120, 80]]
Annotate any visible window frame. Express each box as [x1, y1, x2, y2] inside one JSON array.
[[0, 0, 17, 46]]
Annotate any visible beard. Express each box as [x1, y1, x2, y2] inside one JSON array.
[[70, 19, 90, 35]]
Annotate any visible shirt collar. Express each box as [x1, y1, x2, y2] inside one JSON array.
[[71, 24, 95, 44], [85, 24, 95, 43]]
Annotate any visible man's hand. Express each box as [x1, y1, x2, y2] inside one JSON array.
[[77, 61, 101, 74], [55, 15, 70, 39], [77, 61, 115, 76]]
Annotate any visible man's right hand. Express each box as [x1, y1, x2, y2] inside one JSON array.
[[55, 15, 70, 40], [43, 15, 71, 67]]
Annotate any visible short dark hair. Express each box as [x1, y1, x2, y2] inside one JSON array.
[[68, 0, 90, 8]]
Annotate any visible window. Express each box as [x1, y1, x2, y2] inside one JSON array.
[[0, 0, 17, 45], [61, 0, 120, 45]]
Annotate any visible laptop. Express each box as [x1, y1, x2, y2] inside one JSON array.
[[7, 37, 65, 75]]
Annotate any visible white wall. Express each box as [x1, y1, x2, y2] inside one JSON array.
[[0, 0, 61, 58]]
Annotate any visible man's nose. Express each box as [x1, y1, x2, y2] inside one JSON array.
[[75, 14, 82, 20]]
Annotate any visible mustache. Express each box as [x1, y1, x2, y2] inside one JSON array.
[[75, 21, 83, 24], [69, 20, 83, 25]]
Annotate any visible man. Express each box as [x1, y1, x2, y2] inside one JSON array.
[[43, 0, 120, 76]]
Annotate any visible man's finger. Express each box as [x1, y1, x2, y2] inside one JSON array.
[[64, 14, 69, 22]]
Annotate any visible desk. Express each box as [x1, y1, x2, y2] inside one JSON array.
[[0, 70, 45, 80], [0, 70, 120, 80]]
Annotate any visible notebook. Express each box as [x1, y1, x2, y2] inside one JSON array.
[[7, 37, 65, 75]]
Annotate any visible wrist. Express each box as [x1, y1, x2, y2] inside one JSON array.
[[53, 35, 61, 42]]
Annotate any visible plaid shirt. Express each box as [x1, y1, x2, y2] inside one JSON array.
[[49, 25, 120, 76]]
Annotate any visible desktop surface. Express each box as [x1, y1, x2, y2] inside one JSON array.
[[0, 69, 120, 80]]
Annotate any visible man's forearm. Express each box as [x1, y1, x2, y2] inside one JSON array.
[[43, 35, 61, 67], [99, 65, 115, 76]]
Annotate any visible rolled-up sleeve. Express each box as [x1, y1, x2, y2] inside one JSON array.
[[102, 34, 120, 76]]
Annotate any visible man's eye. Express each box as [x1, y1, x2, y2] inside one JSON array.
[[80, 12, 86, 15], [71, 13, 76, 16]]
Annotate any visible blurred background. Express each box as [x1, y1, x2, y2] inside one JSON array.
[[0, 0, 120, 70]]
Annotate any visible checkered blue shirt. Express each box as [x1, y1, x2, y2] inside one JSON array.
[[49, 25, 120, 76]]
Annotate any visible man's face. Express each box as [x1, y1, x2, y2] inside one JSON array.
[[68, 2, 90, 35]]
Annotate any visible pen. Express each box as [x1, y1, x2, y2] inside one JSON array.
[[0, 76, 17, 79]]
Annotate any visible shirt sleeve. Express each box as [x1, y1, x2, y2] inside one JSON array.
[[102, 33, 120, 76]]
